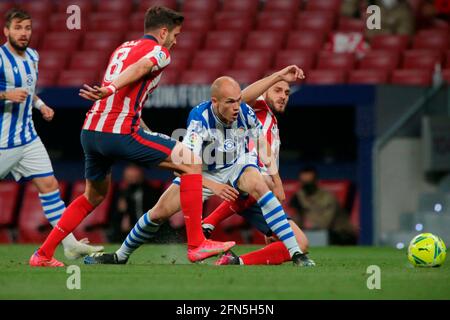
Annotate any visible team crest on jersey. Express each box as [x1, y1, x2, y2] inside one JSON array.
[[190, 120, 204, 133], [26, 74, 33, 86], [223, 139, 236, 152]]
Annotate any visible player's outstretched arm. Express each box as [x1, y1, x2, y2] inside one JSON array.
[[242, 65, 305, 107], [79, 58, 155, 101]]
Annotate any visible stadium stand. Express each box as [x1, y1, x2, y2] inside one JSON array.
[[0, 182, 20, 243]]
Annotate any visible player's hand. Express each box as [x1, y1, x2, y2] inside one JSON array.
[[210, 183, 240, 202], [5, 88, 28, 103], [40, 105, 54, 121], [79, 84, 112, 101], [272, 183, 286, 203], [276, 65, 306, 83]]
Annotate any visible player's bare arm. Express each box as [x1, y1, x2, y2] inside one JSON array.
[[33, 95, 54, 122], [0, 88, 28, 103], [242, 65, 305, 106]]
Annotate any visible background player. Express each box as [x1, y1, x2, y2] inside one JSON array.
[[29, 6, 234, 267], [84, 74, 313, 266], [203, 69, 314, 266], [0, 9, 103, 259]]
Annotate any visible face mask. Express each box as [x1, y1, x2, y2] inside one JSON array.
[[381, 0, 398, 9], [302, 182, 318, 196]]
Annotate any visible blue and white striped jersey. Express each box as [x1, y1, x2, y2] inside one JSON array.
[[183, 100, 263, 172], [0, 44, 39, 149]]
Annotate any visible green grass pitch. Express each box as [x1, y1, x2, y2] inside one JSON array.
[[0, 244, 449, 300]]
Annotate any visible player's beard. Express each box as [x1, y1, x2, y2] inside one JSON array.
[[9, 35, 29, 52]]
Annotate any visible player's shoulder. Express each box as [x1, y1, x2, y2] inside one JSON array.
[[240, 102, 257, 116], [25, 48, 39, 61], [252, 96, 270, 113], [190, 101, 211, 119]]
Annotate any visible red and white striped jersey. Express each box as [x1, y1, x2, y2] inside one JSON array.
[[83, 35, 170, 134], [253, 96, 280, 162]]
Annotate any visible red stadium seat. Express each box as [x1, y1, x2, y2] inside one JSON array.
[[57, 70, 99, 87], [417, 29, 449, 39], [296, 11, 335, 33], [88, 13, 129, 32], [37, 69, 59, 87], [17, 182, 67, 243], [158, 69, 179, 85], [167, 50, 192, 71], [371, 34, 410, 51], [125, 31, 145, 42], [29, 34, 40, 50], [0, 181, 20, 226], [40, 32, 82, 52], [443, 69, 450, 83], [21, 0, 53, 19], [71, 181, 114, 244], [180, 70, 220, 84], [413, 33, 449, 51], [263, 0, 302, 12], [402, 50, 442, 70], [214, 13, 255, 32], [173, 31, 204, 52], [285, 31, 325, 51], [96, 0, 133, 15], [256, 12, 294, 32], [305, 0, 342, 13], [81, 32, 123, 52], [232, 51, 274, 71], [30, 17, 48, 35], [358, 50, 400, 71], [317, 52, 355, 71], [130, 12, 146, 32], [244, 31, 285, 52], [0, 1, 15, 16], [138, 0, 179, 12], [274, 50, 316, 73], [391, 69, 433, 86], [222, 0, 260, 16], [191, 50, 234, 73], [56, 0, 94, 14], [349, 69, 389, 84], [305, 70, 347, 84], [446, 51, 450, 67], [204, 31, 244, 52], [182, 0, 219, 14], [68, 51, 110, 71], [38, 51, 69, 71], [180, 14, 211, 33], [223, 69, 263, 85], [338, 17, 366, 33]]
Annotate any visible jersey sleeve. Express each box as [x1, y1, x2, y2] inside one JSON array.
[[182, 107, 209, 157], [242, 103, 263, 139], [144, 45, 171, 71]]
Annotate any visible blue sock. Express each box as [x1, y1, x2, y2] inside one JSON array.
[[116, 212, 160, 261], [258, 191, 302, 257]]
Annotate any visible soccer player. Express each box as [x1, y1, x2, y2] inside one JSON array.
[[84, 69, 313, 266], [29, 6, 235, 267], [0, 9, 103, 259], [205, 71, 315, 266]]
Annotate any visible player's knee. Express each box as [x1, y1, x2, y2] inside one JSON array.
[[252, 181, 270, 199], [84, 193, 105, 207], [149, 203, 171, 224], [35, 176, 59, 194], [182, 163, 202, 175]]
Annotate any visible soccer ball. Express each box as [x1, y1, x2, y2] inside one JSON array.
[[407, 233, 447, 267]]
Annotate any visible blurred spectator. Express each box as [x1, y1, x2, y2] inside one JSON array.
[[418, 0, 450, 28], [289, 166, 357, 245], [366, 0, 415, 38], [109, 165, 162, 242], [341, 0, 362, 18]]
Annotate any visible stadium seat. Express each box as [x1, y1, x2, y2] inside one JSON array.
[[71, 181, 114, 244], [203, 31, 244, 52], [190, 50, 234, 73], [214, 13, 255, 33], [158, 69, 179, 85], [391, 69, 433, 86], [56, 0, 93, 14], [296, 11, 335, 33], [21, 0, 53, 19], [29, 34, 41, 50], [305, 70, 347, 84], [222, 0, 260, 15], [138, 0, 178, 12], [244, 31, 285, 51], [285, 31, 325, 51], [57, 70, 99, 87], [180, 70, 220, 84], [167, 50, 192, 72], [81, 32, 123, 52], [371, 34, 410, 51], [232, 51, 274, 71], [0, 1, 15, 16], [40, 32, 82, 52], [17, 182, 67, 244], [88, 13, 129, 32], [358, 50, 400, 71], [30, 17, 48, 35], [173, 31, 204, 52], [262, 0, 302, 12], [180, 14, 211, 33], [125, 31, 145, 42], [305, 0, 342, 13], [130, 12, 146, 32], [38, 51, 68, 71], [338, 17, 366, 33], [402, 50, 442, 70], [413, 33, 449, 51], [182, 0, 219, 15], [223, 69, 263, 85], [417, 28, 449, 39], [256, 12, 295, 32], [37, 69, 59, 87], [274, 50, 316, 73], [317, 52, 355, 71], [0, 181, 20, 227], [96, 0, 133, 15], [68, 51, 109, 71]]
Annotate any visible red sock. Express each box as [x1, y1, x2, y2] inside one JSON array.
[[240, 241, 291, 265], [37, 195, 94, 258], [180, 174, 204, 248], [203, 196, 257, 227]]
